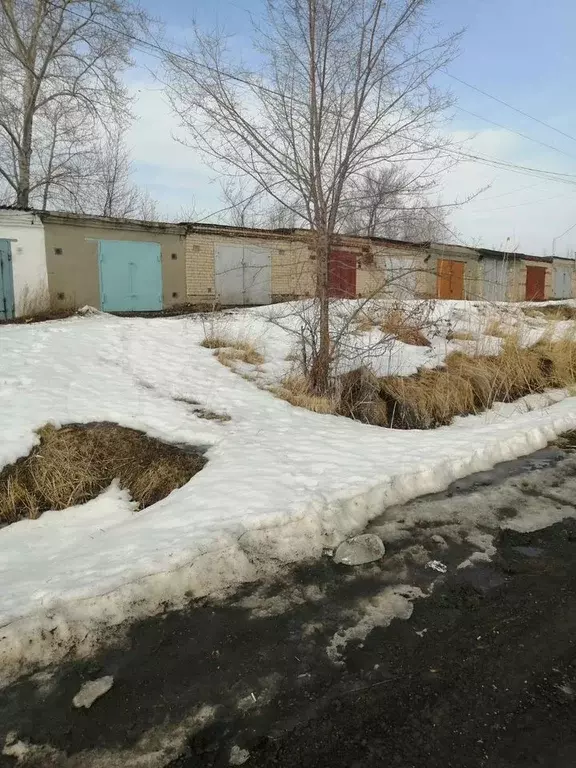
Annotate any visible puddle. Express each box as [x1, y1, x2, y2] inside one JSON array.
[[511, 546, 545, 558], [454, 565, 508, 593]]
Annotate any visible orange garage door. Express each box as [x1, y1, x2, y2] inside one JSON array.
[[437, 259, 465, 300]]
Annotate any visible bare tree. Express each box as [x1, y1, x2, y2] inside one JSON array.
[[338, 166, 455, 242], [0, 0, 147, 208], [165, 0, 459, 392], [79, 126, 158, 219]]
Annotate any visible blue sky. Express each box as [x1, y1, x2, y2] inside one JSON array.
[[126, 0, 576, 255]]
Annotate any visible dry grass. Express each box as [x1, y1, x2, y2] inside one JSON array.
[[215, 343, 264, 367], [201, 335, 233, 349], [354, 314, 378, 333], [173, 396, 231, 422], [484, 318, 508, 338], [202, 333, 264, 367], [337, 368, 389, 425], [522, 304, 576, 321], [272, 331, 576, 430], [0, 423, 206, 525], [270, 375, 337, 414], [378, 334, 576, 429], [446, 331, 475, 341], [379, 308, 431, 347]]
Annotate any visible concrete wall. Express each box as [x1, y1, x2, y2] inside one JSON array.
[[42, 215, 187, 310], [185, 228, 315, 303], [0, 210, 49, 316]]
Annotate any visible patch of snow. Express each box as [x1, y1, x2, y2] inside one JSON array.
[[326, 585, 424, 662], [73, 675, 114, 708], [2, 305, 576, 676]]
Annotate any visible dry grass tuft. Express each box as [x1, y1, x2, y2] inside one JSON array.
[[380, 308, 430, 347], [337, 367, 388, 425], [215, 343, 264, 367], [201, 335, 232, 349], [485, 318, 508, 338], [378, 335, 576, 429], [522, 304, 576, 321], [354, 314, 379, 333], [446, 331, 475, 341], [0, 423, 206, 525], [270, 375, 337, 414], [202, 332, 264, 367], [173, 396, 231, 422]]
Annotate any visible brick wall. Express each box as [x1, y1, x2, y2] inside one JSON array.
[[185, 231, 315, 303]]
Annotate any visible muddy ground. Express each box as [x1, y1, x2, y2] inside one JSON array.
[[1, 443, 576, 767]]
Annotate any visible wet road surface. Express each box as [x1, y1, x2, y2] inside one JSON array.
[[2, 441, 576, 767]]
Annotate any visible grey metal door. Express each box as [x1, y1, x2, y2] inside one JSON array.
[[214, 245, 271, 305], [0, 239, 15, 320], [483, 257, 507, 302], [382, 255, 417, 298], [243, 246, 271, 304], [554, 265, 572, 299]]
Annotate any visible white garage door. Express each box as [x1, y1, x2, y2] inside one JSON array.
[[554, 265, 572, 299], [214, 244, 271, 305], [482, 257, 508, 302], [378, 255, 417, 298]]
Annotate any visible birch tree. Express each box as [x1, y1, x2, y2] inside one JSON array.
[[165, 0, 459, 392], [0, 0, 145, 208]]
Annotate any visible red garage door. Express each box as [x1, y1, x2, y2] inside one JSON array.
[[525, 266, 546, 301], [329, 251, 357, 298]]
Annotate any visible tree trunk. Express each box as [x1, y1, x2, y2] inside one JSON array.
[[17, 71, 35, 208], [310, 233, 331, 394]]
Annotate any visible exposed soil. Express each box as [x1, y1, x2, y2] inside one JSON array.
[[0, 304, 224, 326], [0, 422, 206, 524], [2, 443, 576, 767]]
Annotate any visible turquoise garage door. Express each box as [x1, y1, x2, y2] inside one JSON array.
[[98, 240, 163, 312], [0, 239, 14, 320]]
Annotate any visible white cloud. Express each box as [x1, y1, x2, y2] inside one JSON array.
[[441, 129, 576, 255], [126, 78, 576, 254], [126, 80, 221, 219]]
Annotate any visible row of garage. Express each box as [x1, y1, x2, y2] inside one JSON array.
[[0, 207, 574, 319]]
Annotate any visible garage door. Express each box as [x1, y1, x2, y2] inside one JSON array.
[[214, 245, 271, 305], [437, 259, 465, 300], [98, 241, 163, 312], [525, 266, 546, 301], [554, 265, 572, 299], [482, 257, 508, 302], [329, 251, 357, 298], [381, 256, 417, 298], [0, 239, 14, 320]]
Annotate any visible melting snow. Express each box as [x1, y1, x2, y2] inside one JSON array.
[[1, 302, 576, 675]]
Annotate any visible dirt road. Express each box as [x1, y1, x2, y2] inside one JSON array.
[[2, 441, 576, 767]]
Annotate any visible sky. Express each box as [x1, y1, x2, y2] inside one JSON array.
[[126, 0, 576, 256]]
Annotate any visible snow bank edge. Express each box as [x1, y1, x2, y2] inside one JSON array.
[[2, 405, 576, 683]]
